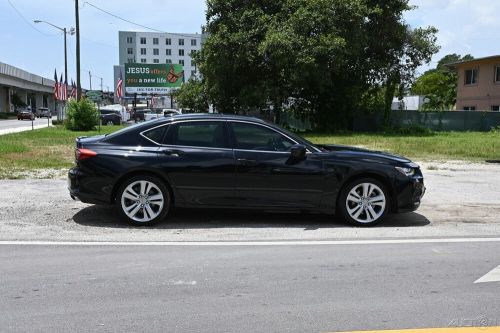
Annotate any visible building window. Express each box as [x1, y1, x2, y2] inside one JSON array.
[[153, 59, 159, 63], [166, 59, 172, 64], [127, 48, 133, 55], [141, 58, 146, 63], [463, 106, 476, 111], [495, 66, 500, 82], [140, 37, 146, 44], [127, 58, 134, 63], [179, 49, 185, 56], [179, 38, 184, 46], [166, 38, 171, 45], [191, 39, 197, 46], [126, 36, 133, 44], [140, 48, 146, 55], [179, 59, 185, 66], [165, 49, 171, 56], [153, 48, 159, 55], [492, 105, 500, 111], [464, 69, 478, 85], [153, 38, 159, 45]]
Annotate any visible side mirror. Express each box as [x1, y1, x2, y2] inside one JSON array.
[[290, 144, 307, 162]]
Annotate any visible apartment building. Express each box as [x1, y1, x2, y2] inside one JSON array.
[[118, 31, 204, 81], [449, 55, 500, 111]]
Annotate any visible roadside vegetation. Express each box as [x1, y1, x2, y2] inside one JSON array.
[[0, 125, 121, 179], [305, 131, 500, 161], [0, 126, 498, 179]]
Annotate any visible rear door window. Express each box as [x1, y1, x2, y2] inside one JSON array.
[[164, 121, 227, 148]]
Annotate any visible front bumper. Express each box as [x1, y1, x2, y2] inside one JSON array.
[[395, 176, 426, 213]]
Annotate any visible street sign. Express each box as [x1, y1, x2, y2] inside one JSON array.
[[86, 90, 103, 102], [125, 63, 184, 94]]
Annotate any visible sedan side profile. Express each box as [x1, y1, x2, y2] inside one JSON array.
[[68, 114, 425, 227]]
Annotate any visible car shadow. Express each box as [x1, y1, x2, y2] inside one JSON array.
[[72, 205, 431, 229]]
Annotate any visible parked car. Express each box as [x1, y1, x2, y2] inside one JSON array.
[[100, 110, 121, 125], [132, 109, 150, 122], [36, 107, 51, 118], [68, 114, 425, 227], [143, 108, 181, 121], [17, 109, 35, 120]]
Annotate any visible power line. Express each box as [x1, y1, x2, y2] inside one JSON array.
[[7, 0, 58, 36], [83, 1, 202, 39]]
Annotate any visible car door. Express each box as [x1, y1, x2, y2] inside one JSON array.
[[154, 120, 237, 207], [229, 121, 326, 209]]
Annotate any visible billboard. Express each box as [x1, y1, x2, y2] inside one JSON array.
[[125, 63, 184, 94]]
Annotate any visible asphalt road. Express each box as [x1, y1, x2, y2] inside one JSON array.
[[1, 241, 499, 332], [0, 117, 53, 134]]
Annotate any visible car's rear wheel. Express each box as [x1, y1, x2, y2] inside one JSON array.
[[338, 178, 389, 227], [116, 176, 170, 226]]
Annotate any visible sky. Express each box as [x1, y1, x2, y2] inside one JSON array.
[[1, 0, 500, 91]]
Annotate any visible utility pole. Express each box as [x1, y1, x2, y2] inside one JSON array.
[[75, 0, 81, 100], [89, 71, 92, 90], [100, 77, 103, 92]]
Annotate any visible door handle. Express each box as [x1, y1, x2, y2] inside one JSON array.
[[237, 158, 258, 166], [162, 149, 185, 157]]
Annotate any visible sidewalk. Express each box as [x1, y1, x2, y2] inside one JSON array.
[[0, 118, 54, 136]]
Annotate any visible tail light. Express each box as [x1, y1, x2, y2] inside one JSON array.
[[75, 148, 97, 161]]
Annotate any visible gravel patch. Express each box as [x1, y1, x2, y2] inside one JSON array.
[[0, 161, 498, 242]]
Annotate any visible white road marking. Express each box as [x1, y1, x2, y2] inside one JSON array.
[[474, 265, 500, 284], [1, 237, 500, 246]]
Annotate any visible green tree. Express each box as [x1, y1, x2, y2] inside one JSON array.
[[65, 98, 99, 131], [412, 54, 473, 110], [198, 0, 439, 130], [174, 78, 209, 113]]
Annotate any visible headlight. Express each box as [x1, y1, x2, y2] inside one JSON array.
[[395, 166, 415, 177]]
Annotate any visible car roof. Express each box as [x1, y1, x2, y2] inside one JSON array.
[[153, 113, 267, 124]]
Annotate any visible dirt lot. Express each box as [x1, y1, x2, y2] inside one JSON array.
[[0, 161, 499, 242]]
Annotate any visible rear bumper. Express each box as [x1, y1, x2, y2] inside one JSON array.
[[68, 168, 113, 205]]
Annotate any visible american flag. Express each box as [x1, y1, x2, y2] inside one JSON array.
[[151, 94, 157, 108], [59, 74, 65, 101], [70, 80, 77, 99], [115, 70, 123, 100], [54, 69, 59, 100]]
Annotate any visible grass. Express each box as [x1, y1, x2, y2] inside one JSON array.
[[0, 125, 122, 179], [304, 131, 500, 161], [0, 126, 498, 179]]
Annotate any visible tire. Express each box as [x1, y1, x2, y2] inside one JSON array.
[[338, 178, 390, 227], [116, 175, 170, 226]]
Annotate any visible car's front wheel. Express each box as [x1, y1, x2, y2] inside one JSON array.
[[338, 178, 389, 227], [116, 176, 170, 226]]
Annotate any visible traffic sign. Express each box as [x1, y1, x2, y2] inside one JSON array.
[[86, 90, 103, 102]]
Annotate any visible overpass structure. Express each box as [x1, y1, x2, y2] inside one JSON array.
[[0, 62, 56, 113]]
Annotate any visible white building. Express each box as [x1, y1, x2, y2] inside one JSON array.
[[118, 31, 204, 81]]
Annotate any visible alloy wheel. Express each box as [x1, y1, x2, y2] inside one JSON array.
[[120, 180, 164, 223], [345, 182, 386, 224]]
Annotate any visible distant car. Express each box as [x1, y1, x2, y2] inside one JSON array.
[[36, 107, 51, 118], [17, 109, 34, 121], [132, 109, 150, 122], [143, 109, 181, 121], [163, 109, 181, 116], [100, 110, 121, 126]]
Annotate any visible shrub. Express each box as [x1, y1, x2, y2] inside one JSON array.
[[384, 125, 435, 136], [65, 99, 99, 131]]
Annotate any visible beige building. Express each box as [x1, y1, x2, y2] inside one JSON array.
[[449, 55, 500, 111]]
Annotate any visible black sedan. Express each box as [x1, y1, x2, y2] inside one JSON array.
[[68, 114, 425, 226], [100, 110, 121, 126]]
